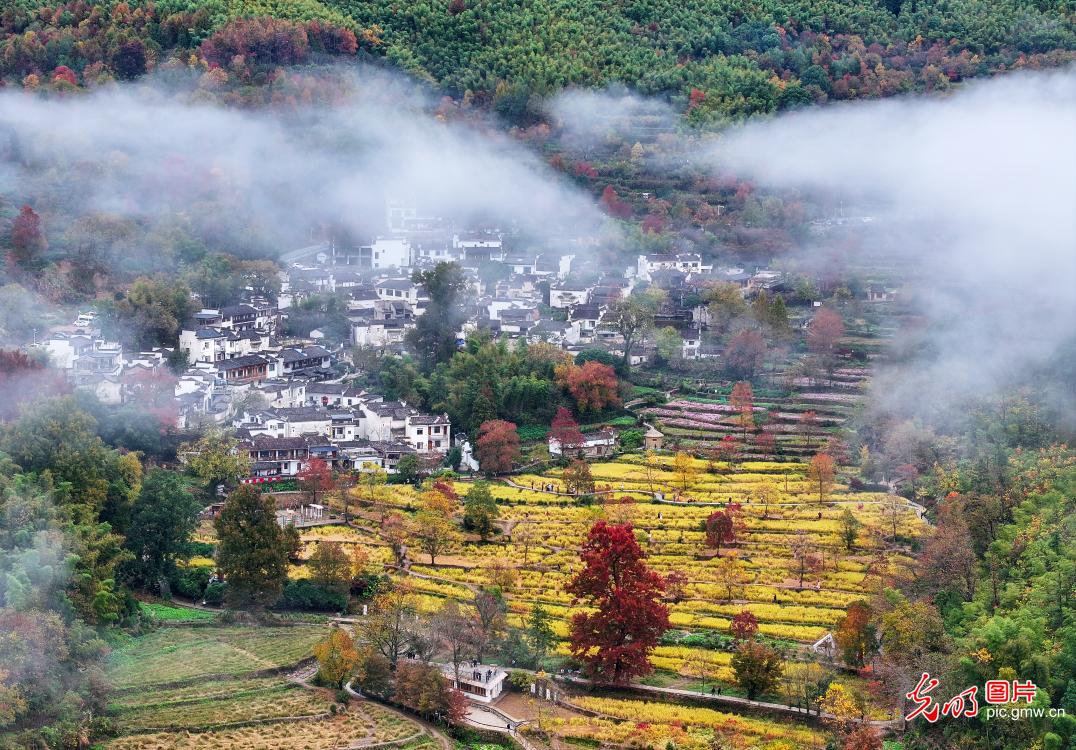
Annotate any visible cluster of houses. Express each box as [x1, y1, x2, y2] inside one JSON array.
[[34, 201, 902, 485]]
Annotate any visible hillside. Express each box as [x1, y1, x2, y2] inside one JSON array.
[[2, 0, 1075, 121]]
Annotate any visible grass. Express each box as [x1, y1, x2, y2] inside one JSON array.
[[102, 623, 434, 750], [139, 602, 218, 622], [107, 624, 330, 690]]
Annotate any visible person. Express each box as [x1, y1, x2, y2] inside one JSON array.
[[710, 686, 716, 696]]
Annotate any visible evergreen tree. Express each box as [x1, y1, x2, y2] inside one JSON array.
[[214, 485, 290, 608]]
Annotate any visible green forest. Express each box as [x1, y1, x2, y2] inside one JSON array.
[[2, 0, 1074, 121]]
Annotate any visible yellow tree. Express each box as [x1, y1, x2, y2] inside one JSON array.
[[673, 452, 698, 495], [714, 556, 746, 601], [314, 626, 358, 687], [410, 510, 457, 565], [752, 480, 779, 517]]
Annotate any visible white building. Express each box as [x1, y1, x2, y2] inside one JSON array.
[[549, 285, 591, 309]]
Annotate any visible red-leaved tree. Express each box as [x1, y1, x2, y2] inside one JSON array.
[[807, 307, 845, 367], [556, 361, 620, 413], [550, 406, 584, 451], [705, 510, 737, 556], [475, 419, 521, 476], [297, 457, 333, 505], [730, 610, 759, 641], [9, 205, 46, 268], [567, 521, 669, 683], [730, 380, 755, 440]]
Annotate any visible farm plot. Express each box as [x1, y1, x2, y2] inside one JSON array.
[[103, 623, 436, 750], [348, 456, 925, 694], [540, 695, 826, 750], [102, 701, 435, 750], [107, 624, 330, 690]]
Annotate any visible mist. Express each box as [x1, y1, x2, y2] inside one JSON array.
[[0, 64, 606, 268], [715, 69, 1076, 427]]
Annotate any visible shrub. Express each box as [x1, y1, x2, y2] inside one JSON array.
[[171, 566, 212, 600], [280, 579, 348, 612], [203, 582, 226, 606]]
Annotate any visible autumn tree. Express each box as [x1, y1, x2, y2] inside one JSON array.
[[180, 428, 250, 495], [732, 640, 784, 700], [556, 361, 621, 412], [367, 586, 418, 669], [469, 588, 508, 662], [567, 522, 669, 683], [410, 510, 457, 565], [475, 419, 521, 475], [730, 610, 759, 641], [314, 626, 359, 687], [704, 282, 748, 337], [604, 290, 664, 369], [790, 530, 814, 589], [512, 521, 538, 564], [549, 406, 584, 452], [214, 485, 291, 608], [462, 481, 499, 540], [880, 495, 905, 540], [919, 496, 978, 599], [834, 601, 878, 668], [8, 205, 46, 268], [730, 381, 755, 440], [714, 556, 747, 601], [394, 661, 467, 723], [800, 410, 820, 449], [435, 599, 473, 686], [806, 308, 845, 371], [563, 458, 596, 495], [726, 329, 767, 378], [654, 326, 682, 365], [382, 511, 409, 567], [705, 510, 737, 557], [672, 451, 698, 494], [297, 457, 333, 505], [807, 452, 836, 503], [663, 570, 688, 603], [421, 481, 459, 518]]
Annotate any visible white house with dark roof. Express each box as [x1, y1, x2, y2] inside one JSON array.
[[375, 278, 423, 306], [266, 346, 332, 378]]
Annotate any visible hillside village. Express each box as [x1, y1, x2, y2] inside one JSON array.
[[35, 198, 885, 489]]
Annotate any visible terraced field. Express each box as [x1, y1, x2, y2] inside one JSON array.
[[340, 455, 925, 691], [101, 623, 440, 750], [106, 625, 330, 689], [641, 369, 869, 460]]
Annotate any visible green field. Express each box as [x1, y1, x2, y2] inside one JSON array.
[[100, 623, 443, 750], [139, 601, 219, 623], [107, 624, 330, 690]]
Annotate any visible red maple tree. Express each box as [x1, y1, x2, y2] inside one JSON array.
[[567, 521, 669, 683], [704, 510, 737, 556], [807, 307, 845, 357], [730, 610, 759, 641], [297, 457, 333, 505], [9, 205, 46, 268], [557, 361, 620, 413], [550, 406, 585, 451], [475, 419, 521, 475]]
